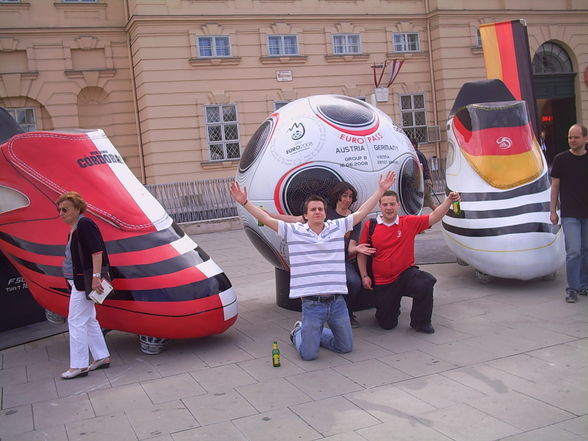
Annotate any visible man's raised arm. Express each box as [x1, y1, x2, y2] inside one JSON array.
[[428, 191, 460, 226], [352, 171, 396, 226], [229, 182, 280, 232]]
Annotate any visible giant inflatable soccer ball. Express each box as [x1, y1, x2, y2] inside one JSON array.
[[442, 80, 564, 281], [236, 94, 423, 270], [0, 108, 237, 341]]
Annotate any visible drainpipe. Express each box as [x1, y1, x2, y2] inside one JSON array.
[[425, 0, 441, 158], [125, 0, 146, 184]]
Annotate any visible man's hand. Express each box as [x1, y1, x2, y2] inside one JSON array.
[[355, 243, 376, 256], [550, 212, 559, 225], [229, 181, 247, 205], [428, 191, 460, 226], [362, 275, 373, 290], [448, 191, 460, 202], [378, 170, 396, 192]]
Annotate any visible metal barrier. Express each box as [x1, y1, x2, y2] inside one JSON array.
[[145, 160, 448, 223], [429, 157, 447, 195], [145, 177, 237, 224]]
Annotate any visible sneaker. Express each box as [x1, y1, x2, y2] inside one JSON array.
[[412, 324, 435, 334], [290, 321, 302, 343], [0, 113, 237, 341], [580, 287, 588, 296], [349, 314, 360, 328], [566, 291, 578, 303]]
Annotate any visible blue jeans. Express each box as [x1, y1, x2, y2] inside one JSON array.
[[291, 295, 353, 361], [561, 217, 588, 293]]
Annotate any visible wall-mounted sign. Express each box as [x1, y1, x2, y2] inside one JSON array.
[[276, 70, 293, 82]]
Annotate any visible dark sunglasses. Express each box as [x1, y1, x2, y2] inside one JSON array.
[[57, 207, 69, 214]]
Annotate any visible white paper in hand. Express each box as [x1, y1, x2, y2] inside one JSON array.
[[88, 278, 113, 304]]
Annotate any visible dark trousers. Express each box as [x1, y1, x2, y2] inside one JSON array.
[[373, 266, 436, 330], [344, 260, 362, 314]]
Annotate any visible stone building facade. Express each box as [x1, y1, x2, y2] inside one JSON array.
[[1, 0, 586, 184]]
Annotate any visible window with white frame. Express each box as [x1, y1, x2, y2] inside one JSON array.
[[7, 107, 36, 132], [0, 0, 21, 3], [475, 28, 482, 48], [393, 32, 420, 53], [268, 35, 299, 56], [332, 34, 361, 55], [400, 94, 426, 142], [197, 36, 231, 58], [205, 104, 240, 161]]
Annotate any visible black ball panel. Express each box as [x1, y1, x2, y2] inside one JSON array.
[[399, 157, 423, 215], [239, 118, 273, 172], [282, 167, 343, 216], [315, 96, 375, 128]]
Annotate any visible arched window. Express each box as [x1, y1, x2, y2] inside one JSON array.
[[532, 42, 573, 74]]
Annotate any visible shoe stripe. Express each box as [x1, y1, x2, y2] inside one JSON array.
[[20, 268, 232, 303], [445, 201, 551, 220], [112, 273, 232, 301], [5, 248, 213, 279], [445, 173, 550, 202], [0, 231, 64, 256], [441, 221, 553, 238], [0, 224, 195, 256]]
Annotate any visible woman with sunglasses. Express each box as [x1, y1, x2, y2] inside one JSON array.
[[56, 191, 111, 379]]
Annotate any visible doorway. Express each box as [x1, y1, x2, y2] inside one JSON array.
[[532, 42, 577, 164]]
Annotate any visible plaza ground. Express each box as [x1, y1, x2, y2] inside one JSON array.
[[1, 222, 587, 441]]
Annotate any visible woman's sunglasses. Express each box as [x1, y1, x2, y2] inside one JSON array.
[[57, 207, 69, 214]]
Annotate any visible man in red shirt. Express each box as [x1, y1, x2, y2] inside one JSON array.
[[357, 190, 460, 334]]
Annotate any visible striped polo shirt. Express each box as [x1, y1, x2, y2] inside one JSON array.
[[277, 215, 354, 299]]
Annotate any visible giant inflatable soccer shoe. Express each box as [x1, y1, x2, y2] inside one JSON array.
[[443, 80, 564, 281], [0, 109, 237, 339]]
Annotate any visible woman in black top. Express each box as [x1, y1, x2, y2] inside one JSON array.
[[57, 191, 111, 379]]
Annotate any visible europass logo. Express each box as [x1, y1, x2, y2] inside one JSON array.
[[77, 150, 124, 168]]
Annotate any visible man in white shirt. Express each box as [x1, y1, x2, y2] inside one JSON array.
[[230, 171, 394, 360]]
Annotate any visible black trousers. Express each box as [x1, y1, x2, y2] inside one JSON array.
[[373, 266, 436, 330]]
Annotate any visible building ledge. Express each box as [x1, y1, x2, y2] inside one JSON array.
[[0, 2, 30, 10], [64, 68, 116, 78], [0, 71, 38, 79], [324, 53, 370, 63], [53, 2, 107, 10], [259, 55, 308, 65], [385, 51, 427, 60], [189, 57, 241, 67], [200, 159, 240, 169]]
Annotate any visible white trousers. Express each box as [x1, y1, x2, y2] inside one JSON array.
[[67, 281, 110, 368]]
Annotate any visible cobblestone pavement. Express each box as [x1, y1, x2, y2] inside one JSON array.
[[1, 225, 587, 441]]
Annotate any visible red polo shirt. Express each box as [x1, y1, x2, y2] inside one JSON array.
[[360, 215, 429, 284]]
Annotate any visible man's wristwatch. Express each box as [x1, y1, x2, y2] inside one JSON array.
[[92, 273, 101, 278], [362, 275, 370, 278]]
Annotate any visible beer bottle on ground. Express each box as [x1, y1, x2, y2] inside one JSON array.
[[272, 341, 281, 367]]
